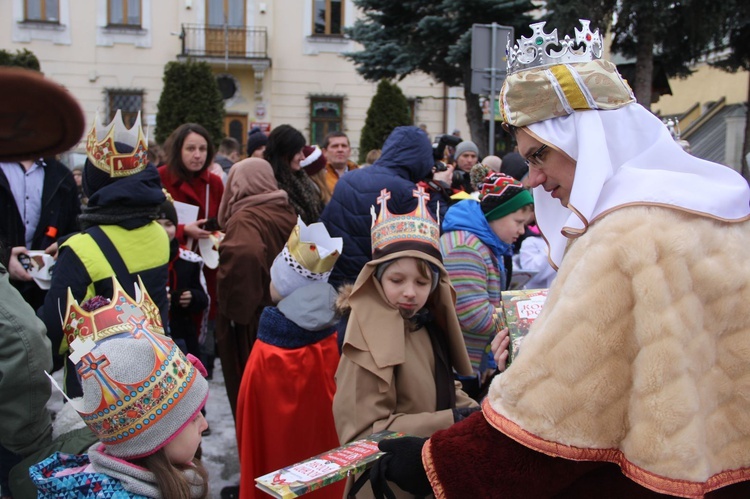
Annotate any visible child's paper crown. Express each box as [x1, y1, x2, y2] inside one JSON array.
[[370, 186, 441, 261], [56, 278, 208, 459], [270, 217, 344, 299], [85, 109, 149, 178]]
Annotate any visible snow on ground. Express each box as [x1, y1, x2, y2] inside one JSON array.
[[48, 361, 241, 498]]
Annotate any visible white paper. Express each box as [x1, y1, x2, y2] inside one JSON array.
[[174, 201, 199, 225]]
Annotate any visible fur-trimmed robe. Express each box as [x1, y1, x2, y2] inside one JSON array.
[[424, 206, 750, 498]]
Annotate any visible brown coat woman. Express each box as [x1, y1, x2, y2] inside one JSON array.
[[216, 158, 297, 418]]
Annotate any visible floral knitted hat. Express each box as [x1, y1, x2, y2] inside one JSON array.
[[479, 172, 533, 221], [57, 278, 209, 459]]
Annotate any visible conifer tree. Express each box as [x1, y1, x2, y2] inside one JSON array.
[[359, 80, 411, 163], [346, 0, 535, 157], [155, 60, 225, 145], [0, 48, 41, 71]]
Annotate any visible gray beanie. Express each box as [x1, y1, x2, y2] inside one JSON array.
[[454, 140, 479, 159]]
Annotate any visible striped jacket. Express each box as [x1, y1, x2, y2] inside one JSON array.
[[440, 230, 504, 373]]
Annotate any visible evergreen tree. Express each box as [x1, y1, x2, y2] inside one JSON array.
[[359, 80, 412, 163], [346, 0, 535, 157], [155, 60, 224, 145], [0, 48, 41, 71]]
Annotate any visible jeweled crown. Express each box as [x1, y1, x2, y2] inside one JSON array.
[[63, 277, 164, 350], [85, 109, 149, 177], [507, 19, 603, 74], [370, 186, 441, 260]]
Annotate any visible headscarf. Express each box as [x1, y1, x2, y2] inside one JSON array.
[[217, 158, 289, 228], [526, 103, 750, 269]]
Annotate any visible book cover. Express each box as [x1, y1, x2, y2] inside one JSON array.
[[498, 288, 548, 367], [255, 430, 404, 499]]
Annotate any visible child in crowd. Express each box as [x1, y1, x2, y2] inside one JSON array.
[[30, 280, 210, 498], [235, 217, 344, 499], [156, 196, 209, 359], [440, 173, 533, 398], [333, 186, 477, 498]]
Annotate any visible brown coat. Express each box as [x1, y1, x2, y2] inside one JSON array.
[[333, 250, 476, 498], [216, 201, 296, 417]]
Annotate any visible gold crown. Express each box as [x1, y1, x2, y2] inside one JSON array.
[[370, 186, 441, 260], [286, 217, 342, 275], [63, 277, 164, 349], [85, 110, 149, 177]]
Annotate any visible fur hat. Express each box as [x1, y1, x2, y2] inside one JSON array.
[[61, 279, 208, 459], [0, 67, 85, 162], [479, 172, 533, 221], [454, 140, 479, 159], [301, 145, 327, 176], [270, 217, 343, 299], [246, 127, 268, 157]]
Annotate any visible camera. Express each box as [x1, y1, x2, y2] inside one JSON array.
[[432, 134, 462, 171]]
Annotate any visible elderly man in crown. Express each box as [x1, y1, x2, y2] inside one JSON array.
[[367, 20, 750, 498]]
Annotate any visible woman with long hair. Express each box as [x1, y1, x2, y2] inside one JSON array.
[[158, 123, 224, 379], [264, 125, 323, 224]]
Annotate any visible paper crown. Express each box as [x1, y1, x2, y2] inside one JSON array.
[[60, 278, 208, 458], [63, 277, 163, 350], [500, 20, 635, 127], [370, 186, 441, 261], [507, 19, 603, 74], [85, 109, 149, 178]]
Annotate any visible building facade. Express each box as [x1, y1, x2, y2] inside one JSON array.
[[3, 0, 470, 162]]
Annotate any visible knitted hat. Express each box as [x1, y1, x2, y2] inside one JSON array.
[[300, 145, 327, 176], [479, 172, 533, 221], [60, 278, 208, 459], [500, 152, 528, 181], [246, 127, 268, 157], [270, 217, 343, 299], [454, 140, 479, 159], [156, 198, 178, 226], [371, 186, 442, 262]]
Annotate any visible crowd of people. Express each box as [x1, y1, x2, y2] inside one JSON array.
[[2, 17, 750, 499]]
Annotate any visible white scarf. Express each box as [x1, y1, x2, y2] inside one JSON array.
[[527, 103, 750, 268]]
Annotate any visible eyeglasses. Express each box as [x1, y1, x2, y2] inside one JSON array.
[[524, 144, 548, 167]]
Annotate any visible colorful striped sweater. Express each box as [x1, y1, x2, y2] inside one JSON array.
[[440, 230, 504, 373]]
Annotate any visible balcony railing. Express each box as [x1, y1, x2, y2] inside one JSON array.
[[180, 24, 268, 60]]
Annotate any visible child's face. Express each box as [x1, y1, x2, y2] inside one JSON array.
[[157, 219, 177, 241], [379, 257, 432, 319], [489, 208, 530, 245], [164, 411, 208, 464]]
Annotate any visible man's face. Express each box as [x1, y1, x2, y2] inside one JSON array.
[[456, 151, 478, 173], [517, 129, 576, 207], [325, 136, 351, 168]]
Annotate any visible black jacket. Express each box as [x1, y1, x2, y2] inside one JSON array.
[[0, 159, 81, 308]]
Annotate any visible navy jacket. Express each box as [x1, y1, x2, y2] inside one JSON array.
[[320, 126, 445, 287]]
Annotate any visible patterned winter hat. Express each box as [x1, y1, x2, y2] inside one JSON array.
[[479, 172, 533, 221], [60, 278, 208, 459], [270, 217, 343, 299]]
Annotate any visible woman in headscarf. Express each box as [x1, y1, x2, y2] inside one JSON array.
[[264, 125, 324, 224], [215, 158, 297, 418]]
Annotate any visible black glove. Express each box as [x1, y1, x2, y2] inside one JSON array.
[[368, 437, 431, 499], [452, 405, 481, 423]]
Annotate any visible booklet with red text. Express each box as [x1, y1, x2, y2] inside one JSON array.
[[255, 430, 405, 498], [498, 288, 548, 367]]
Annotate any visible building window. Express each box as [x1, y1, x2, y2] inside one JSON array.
[[25, 0, 60, 22], [108, 0, 141, 27], [310, 97, 343, 146], [107, 89, 144, 128], [312, 0, 343, 36]]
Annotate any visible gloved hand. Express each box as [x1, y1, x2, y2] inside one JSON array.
[[368, 436, 431, 499], [452, 405, 481, 423]]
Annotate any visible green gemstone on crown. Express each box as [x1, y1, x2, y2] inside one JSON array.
[[535, 37, 544, 45]]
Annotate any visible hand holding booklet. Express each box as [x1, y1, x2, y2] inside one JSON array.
[[497, 288, 549, 368], [255, 431, 405, 498]]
